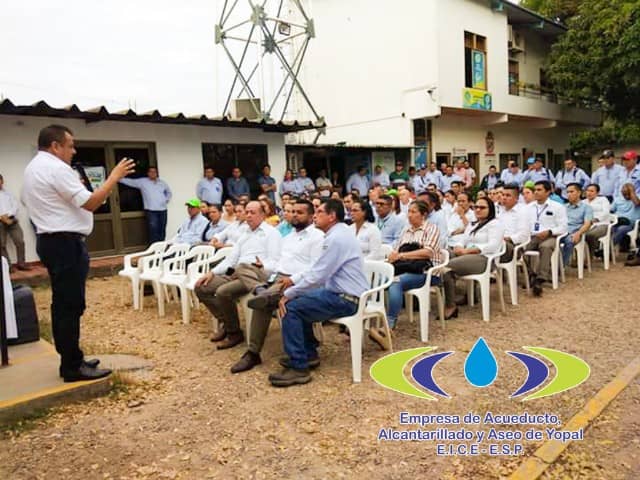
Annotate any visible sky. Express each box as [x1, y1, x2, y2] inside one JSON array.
[[0, 0, 230, 115]]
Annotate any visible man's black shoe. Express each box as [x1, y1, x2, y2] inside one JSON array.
[[247, 292, 281, 310], [279, 356, 320, 370], [625, 256, 640, 267], [62, 365, 112, 383], [269, 367, 312, 387], [84, 358, 100, 369], [231, 351, 262, 373], [532, 279, 543, 297], [216, 332, 244, 350]]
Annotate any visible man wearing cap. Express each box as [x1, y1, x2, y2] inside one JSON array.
[[591, 150, 625, 202], [615, 151, 640, 198], [412, 165, 431, 194], [196, 166, 224, 205], [389, 162, 410, 187], [119, 166, 172, 243], [555, 158, 590, 200], [371, 165, 391, 188], [523, 157, 553, 184], [346, 166, 370, 197], [175, 199, 209, 245], [500, 161, 524, 187]]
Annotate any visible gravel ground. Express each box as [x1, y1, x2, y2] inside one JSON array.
[[1, 261, 639, 480]]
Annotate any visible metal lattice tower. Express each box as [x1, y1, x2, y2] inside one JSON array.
[[215, 0, 323, 128]]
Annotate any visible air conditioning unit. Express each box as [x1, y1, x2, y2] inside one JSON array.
[[230, 98, 262, 120], [508, 26, 525, 53]]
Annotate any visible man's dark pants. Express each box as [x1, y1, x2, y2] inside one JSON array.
[[146, 209, 167, 244], [36, 233, 89, 373]]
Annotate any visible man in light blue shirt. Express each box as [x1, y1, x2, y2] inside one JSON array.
[[555, 158, 590, 199], [615, 151, 640, 198], [257, 164, 277, 202], [346, 166, 370, 197], [418, 191, 448, 249], [501, 161, 524, 187], [294, 167, 315, 196], [591, 150, 625, 200], [196, 166, 224, 205], [270, 199, 368, 387], [523, 158, 553, 184], [119, 166, 172, 243], [226, 167, 250, 202], [561, 183, 593, 266], [441, 165, 463, 192], [424, 163, 444, 191], [371, 165, 391, 188], [175, 199, 209, 245], [374, 195, 405, 244]]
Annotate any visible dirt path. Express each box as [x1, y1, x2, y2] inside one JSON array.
[[1, 262, 639, 479]]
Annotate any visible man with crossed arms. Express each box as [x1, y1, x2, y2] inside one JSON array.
[[230, 199, 324, 373]]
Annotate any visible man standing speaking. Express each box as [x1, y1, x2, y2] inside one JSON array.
[[22, 125, 135, 382]]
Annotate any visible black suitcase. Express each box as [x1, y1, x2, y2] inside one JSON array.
[[7, 284, 40, 345]]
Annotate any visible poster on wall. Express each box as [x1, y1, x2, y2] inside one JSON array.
[[372, 151, 396, 174], [84, 166, 106, 191], [472, 50, 486, 90], [463, 88, 492, 111]]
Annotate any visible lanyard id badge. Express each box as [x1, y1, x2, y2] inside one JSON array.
[[534, 204, 548, 232]]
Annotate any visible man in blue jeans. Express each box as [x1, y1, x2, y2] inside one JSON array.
[[270, 199, 369, 387]]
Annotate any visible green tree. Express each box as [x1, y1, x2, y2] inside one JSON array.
[[520, 0, 582, 23]]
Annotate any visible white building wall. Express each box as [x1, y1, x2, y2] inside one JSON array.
[[0, 115, 286, 261], [296, 0, 440, 146]]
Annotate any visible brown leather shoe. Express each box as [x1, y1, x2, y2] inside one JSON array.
[[216, 332, 244, 350], [210, 327, 227, 342], [269, 367, 312, 387], [230, 351, 262, 373]]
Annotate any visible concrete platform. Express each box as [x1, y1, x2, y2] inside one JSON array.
[[10, 255, 124, 287], [0, 340, 111, 425]]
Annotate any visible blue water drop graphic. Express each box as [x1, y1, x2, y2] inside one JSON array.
[[464, 337, 498, 387]]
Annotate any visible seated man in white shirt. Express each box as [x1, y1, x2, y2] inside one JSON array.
[[447, 192, 476, 247], [195, 201, 282, 349], [174, 199, 209, 245], [583, 183, 611, 257], [524, 181, 568, 296], [230, 199, 323, 373], [211, 203, 248, 248], [498, 184, 530, 262]]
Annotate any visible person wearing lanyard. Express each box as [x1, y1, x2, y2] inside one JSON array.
[[555, 158, 590, 199], [119, 165, 172, 244], [270, 199, 369, 387], [374, 195, 405, 245], [22, 125, 135, 381], [524, 180, 569, 297]]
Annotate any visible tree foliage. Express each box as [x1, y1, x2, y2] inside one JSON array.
[[520, 0, 582, 23]]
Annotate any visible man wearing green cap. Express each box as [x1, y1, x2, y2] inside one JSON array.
[[175, 199, 208, 245]]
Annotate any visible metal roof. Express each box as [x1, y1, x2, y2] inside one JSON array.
[[0, 99, 324, 133], [501, 1, 567, 38]]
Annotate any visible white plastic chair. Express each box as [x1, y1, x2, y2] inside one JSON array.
[[404, 249, 450, 342], [593, 215, 618, 270], [460, 242, 506, 322], [627, 219, 640, 253], [524, 233, 567, 290], [119, 241, 167, 309], [560, 235, 591, 280], [329, 261, 394, 383], [139, 243, 190, 317], [160, 246, 216, 324], [379, 244, 393, 260], [496, 240, 529, 305]]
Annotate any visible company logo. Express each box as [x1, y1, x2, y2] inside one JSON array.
[[369, 337, 590, 401]]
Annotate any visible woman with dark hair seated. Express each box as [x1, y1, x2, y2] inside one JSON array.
[[349, 199, 383, 260], [384, 201, 442, 333], [443, 197, 504, 319]]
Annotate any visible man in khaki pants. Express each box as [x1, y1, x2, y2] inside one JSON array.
[[195, 201, 281, 349], [0, 174, 29, 271]]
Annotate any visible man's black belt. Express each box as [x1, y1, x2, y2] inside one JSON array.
[[38, 232, 86, 241], [338, 293, 359, 304]]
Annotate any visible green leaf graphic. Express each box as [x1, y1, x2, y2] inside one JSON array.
[[369, 347, 438, 400], [522, 346, 590, 401]]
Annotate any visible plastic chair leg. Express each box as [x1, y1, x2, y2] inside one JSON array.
[[467, 281, 475, 307], [139, 281, 146, 310], [348, 322, 364, 383], [496, 270, 506, 313], [436, 289, 445, 331], [419, 294, 430, 343], [154, 280, 165, 317], [180, 286, 190, 324], [577, 244, 584, 279], [405, 293, 414, 324], [479, 278, 490, 322], [131, 277, 140, 310]]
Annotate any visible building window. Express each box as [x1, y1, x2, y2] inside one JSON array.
[[509, 61, 519, 95], [465, 31, 487, 90], [201, 143, 268, 199], [499, 153, 521, 170]]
